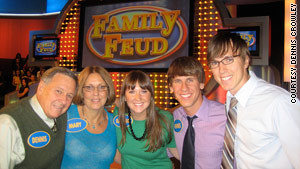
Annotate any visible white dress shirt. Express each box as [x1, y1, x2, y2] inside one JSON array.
[[0, 95, 56, 169], [226, 71, 300, 169]]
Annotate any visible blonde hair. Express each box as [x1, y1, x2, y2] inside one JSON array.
[[72, 66, 115, 106]]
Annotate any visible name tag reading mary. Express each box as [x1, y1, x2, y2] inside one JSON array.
[[66, 118, 87, 132]]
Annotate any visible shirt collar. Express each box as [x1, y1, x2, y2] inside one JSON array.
[[226, 71, 258, 108], [29, 95, 55, 127], [195, 96, 209, 121], [179, 96, 209, 121]]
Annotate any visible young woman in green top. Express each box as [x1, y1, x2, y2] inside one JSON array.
[[113, 70, 179, 169]]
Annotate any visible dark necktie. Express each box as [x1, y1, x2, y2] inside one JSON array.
[[221, 97, 238, 169], [51, 119, 57, 133], [181, 116, 197, 169]]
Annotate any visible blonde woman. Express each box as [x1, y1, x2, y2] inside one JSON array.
[[61, 66, 119, 168]]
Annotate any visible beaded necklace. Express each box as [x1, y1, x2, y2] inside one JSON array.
[[82, 106, 104, 129], [128, 110, 146, 141]]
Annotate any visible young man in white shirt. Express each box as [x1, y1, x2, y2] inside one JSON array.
[[207, 32, 300, 169]]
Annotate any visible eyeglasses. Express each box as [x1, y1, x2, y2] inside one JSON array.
[[83, 85, 108, 92], [208, 55, 239, 69]]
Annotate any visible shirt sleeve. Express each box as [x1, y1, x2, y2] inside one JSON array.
[[0, 114, 25, 169], [274, 97, 300, 169]]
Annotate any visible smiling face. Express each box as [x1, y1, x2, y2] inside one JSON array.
[[210, 49, 250, 95], [36, 73, 76, 119], [125, 82, 151, 120], [170, 75, 204, 116], [82, 73, 108, 112]]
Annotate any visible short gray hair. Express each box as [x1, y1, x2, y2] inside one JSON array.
[[41, 67, 78, 89]]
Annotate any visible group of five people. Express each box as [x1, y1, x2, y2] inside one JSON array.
[[0, 32, 299, 169]]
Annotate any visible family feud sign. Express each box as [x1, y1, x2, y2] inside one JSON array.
[[80, 0, 191, 69]]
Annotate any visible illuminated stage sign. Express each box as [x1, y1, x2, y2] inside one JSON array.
[[34, 39, 58, 56], [219, 27, 260, 56], [232, 30, 257, 52], [80, 0, 191, 69]]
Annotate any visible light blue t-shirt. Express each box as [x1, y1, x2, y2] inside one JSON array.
[[61, 104, 117, 169]]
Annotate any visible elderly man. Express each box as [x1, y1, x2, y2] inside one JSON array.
[[0, 67, 78, 169]]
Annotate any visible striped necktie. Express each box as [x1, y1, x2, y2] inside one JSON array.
[[221, 97, 238, 169]]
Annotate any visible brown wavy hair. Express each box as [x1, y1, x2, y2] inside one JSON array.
[[118, 70, 172, 152]]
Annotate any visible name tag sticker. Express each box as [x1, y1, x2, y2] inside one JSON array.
[[113, 115, 133, 127], [174, 119, 183, 133], [27, 131, 50, 148], [66, 118, 87, 132]]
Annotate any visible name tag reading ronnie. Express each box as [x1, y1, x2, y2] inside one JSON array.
[[174, 119, 183, 133], [27, 131, 50, 148], [113, 115, 133, 127], [66, 118, 87, 132]]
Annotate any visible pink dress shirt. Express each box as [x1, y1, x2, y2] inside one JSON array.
[[173, 96, 226, 169]]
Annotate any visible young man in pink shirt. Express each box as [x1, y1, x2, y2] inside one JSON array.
[[168, 56, 226, 169]]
